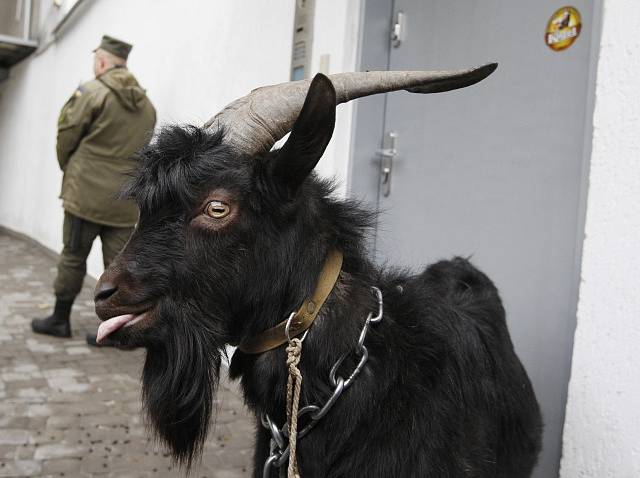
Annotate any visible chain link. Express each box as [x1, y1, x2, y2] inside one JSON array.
[[262, 286, 384, 478]]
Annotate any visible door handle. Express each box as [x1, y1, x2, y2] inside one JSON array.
[[375, 131, 398, 197], [391, 11, 405, 48], [381, 163, 391, 186]]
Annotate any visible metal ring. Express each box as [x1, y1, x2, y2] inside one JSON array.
[[329, 351, 349, 388], [357, 312, 373, 351], [273, 446, 291, 468], [311, 376, 345, 421], [343, 345, 368, 389], [284, 312, 297, 343], [281, 405, 320, 439], [285, 311, 310, 343], [329, 345, 369, 389], [370, 286, 383, 322], [297, 419, 318, 440], [284, 405, 319, 436], [263, 453, 280, 478], [296, 405, 321, 439], [298, 404, 321, 418], [263, 414, 285, 450]]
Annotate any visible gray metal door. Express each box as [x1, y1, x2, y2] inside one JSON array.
[[350, 1, 601, 477]]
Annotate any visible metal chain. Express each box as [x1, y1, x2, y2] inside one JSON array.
[[262, 286, 384, 478]]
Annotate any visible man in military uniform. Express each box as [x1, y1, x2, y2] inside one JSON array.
[[31, 35, 156, 346]]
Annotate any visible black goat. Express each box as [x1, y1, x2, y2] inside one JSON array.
[[94, 67, 542, 477]]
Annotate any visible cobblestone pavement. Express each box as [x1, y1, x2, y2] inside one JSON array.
[[0, 231, 254, 477]]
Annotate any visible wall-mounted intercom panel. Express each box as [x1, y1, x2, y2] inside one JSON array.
[[290, 0, 315, 80]]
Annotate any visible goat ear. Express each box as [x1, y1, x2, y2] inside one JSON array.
[[271, 73, 336, 195]]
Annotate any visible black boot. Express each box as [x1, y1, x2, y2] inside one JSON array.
[[31, 299, 73, 338]]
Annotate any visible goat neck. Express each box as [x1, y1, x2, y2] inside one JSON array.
[[228, 255, 379, 423]]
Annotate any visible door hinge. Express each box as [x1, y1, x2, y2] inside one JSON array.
[[391, 11, 405, 48]]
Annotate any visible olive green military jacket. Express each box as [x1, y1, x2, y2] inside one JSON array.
[[57, 66, 156, 227]]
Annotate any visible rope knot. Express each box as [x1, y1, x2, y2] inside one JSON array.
[[286, 339, 302, 369], [286, 337, 304, 477]]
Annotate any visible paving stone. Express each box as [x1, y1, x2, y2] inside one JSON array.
[[46, 416, 80, 430], [107, 472, 151, 478], [41, 457, 82, 474], [26, 404, 53, 417], [0, 231, 253, 476], [0, 429, 29, 445], [6, 378, 48, 390], [12, 364, 39, 374], [14, 444, 36, 460], [0, 417, 29, 429], [34, 443, 88, 460], [28, 430, 67, 447], [66, 346, 92, 355], [0, 459, 41, 477], [80, 456, 113, 474], [0, 445, 17, 459]]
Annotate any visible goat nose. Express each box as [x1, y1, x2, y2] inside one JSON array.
[[94, 281, 118, 302]]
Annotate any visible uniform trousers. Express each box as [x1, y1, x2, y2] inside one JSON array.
[[54, 211, 132, 301]]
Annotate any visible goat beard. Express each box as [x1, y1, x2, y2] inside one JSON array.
[[141, 302, 225, 469]]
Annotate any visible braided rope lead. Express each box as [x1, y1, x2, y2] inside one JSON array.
[[286, 338, 303, 478]]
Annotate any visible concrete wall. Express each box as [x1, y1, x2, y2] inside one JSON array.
[[560, 0, 640, 476], [0, 0, 360, 278]]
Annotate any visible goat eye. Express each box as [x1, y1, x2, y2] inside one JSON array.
[[204, 201, 230, 219]]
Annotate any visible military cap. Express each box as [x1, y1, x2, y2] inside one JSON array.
[[94, 35, 132, 60]]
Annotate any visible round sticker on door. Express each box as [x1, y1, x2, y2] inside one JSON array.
[[545, 6, 582, 51]]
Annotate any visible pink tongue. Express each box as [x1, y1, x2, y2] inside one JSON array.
[[97, 314, 135, 343]]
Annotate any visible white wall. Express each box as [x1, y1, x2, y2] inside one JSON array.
[[560, 0, 640, 476], [0, 0, 360, 278]]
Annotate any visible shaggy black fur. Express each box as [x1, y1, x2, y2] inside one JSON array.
[[94, 75, 542, 476]]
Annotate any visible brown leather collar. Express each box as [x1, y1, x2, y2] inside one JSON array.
[[237, 249, 343, 354]]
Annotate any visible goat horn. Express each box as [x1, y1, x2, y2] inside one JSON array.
[[204, 63, 497, 157]]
